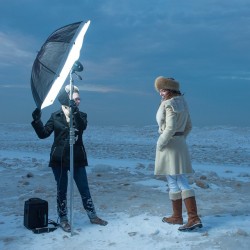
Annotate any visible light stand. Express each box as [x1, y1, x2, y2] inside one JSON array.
[[69, 70, 75, 236], [69, 61, 83, 236]]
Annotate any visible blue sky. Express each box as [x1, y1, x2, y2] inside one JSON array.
[[0, 0, 250, 126]]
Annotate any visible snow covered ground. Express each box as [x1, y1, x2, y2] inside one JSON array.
[[0, 123, 250, 250]]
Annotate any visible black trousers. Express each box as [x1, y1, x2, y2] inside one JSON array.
[[51, 166, 96, 220]]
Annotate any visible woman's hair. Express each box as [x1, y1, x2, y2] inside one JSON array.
[[65, 85, 79, 94], [167, 89, 182, 96]]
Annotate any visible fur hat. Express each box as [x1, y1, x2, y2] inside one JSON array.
[[154, 76, 180, 92]]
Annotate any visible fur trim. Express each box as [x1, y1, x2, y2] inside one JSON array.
[[164, 96, 188, 113], [169, 191, 182, 201], [182, 189, 195, 200], [154, 76, 179, 92]]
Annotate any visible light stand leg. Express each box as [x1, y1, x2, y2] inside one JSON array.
[[69, 71, 75, 236]]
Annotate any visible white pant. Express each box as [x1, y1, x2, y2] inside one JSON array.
[[167, 174, 191, 193]]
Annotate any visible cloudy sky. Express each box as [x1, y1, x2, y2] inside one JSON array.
[[0, 0, 250, 126]]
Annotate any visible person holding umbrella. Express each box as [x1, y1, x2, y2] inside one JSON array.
[[154, 76, 202, 232], [31, 84, 108, 232]]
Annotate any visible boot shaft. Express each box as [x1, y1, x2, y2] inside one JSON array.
[[162, 199, 183, 225], [178, 196, 202, 231]]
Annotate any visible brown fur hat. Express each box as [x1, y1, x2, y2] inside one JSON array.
[[154, 76, 180, 92]]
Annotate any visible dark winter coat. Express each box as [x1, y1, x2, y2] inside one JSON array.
[[31, 109, 88, 168]]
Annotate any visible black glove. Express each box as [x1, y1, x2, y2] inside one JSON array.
[[69, 100, 79, 114], [32, 108, 41, 121]]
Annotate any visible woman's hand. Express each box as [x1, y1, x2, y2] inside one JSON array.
[[32, 108, 41, 121]]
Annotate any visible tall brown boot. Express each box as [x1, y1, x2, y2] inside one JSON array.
[[162, 191, 183, 225], [178, 193, 202, 231]]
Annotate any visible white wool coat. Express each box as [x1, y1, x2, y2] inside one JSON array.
[[154, 96, 193, 175]]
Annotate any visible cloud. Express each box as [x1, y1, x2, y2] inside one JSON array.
[[0, 84, 29, 89], [0, 81, 121, 93], [79, 83, 122, 93], [82, 57, 131, 80], [218, 75, 250, 81], [0, 31, 36, 67], [0, 82, 150, 96]]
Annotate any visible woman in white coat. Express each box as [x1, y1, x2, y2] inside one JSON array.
[[154, 76, 202, 231]]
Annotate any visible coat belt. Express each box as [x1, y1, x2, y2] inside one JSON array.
[[173, 132, 184, 136]]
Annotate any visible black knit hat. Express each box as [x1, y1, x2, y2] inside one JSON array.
[[58, 85, 79, 106]]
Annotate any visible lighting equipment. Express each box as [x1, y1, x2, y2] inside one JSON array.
[[30, 21, 91, 236]]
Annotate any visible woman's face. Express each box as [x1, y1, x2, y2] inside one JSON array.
[[159, 89, 171, 100], [73, 92, 81, 106]]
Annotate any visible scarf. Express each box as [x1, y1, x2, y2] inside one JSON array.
[[62, 105, 70, 123]]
